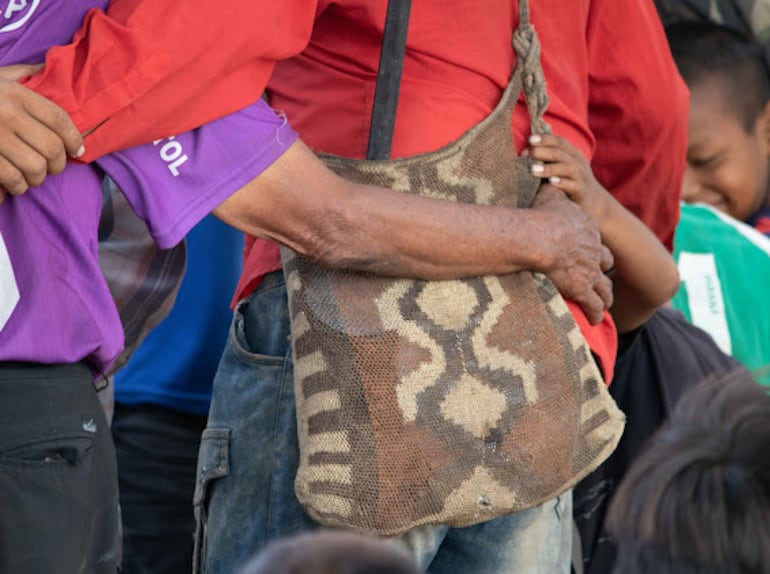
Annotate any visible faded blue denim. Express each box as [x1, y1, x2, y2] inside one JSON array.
[[193, 271, 572, 574]]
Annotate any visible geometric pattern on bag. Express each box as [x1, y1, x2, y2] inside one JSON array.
[[281, 0, 625, 536]]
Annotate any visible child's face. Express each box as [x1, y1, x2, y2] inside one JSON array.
[[682, 78, 770, 221]]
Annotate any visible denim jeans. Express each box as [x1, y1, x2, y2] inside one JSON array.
[[193, 271, 572, 574]]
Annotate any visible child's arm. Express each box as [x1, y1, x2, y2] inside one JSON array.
[[527, 133, 680, 333]]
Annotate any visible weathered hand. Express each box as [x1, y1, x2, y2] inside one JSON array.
[[531, 185, 614, 325], [0, 65, 83, 203]]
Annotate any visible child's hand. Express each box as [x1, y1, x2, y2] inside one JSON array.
[[525, 133, 607, 220], [525, 133, 681, 334]]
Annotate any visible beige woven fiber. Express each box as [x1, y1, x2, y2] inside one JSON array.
[[281, 0, 625, 536]]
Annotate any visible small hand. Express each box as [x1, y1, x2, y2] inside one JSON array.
[[526, 133, 606, 219], [531, 185, 614, 325], [0, 64, 84, 204]]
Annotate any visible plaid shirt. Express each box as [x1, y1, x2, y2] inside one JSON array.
[[98, 176, 186, 376]]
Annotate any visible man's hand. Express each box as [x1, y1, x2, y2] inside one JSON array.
[[531, 185, 614, 325], [0, 64, 83, 203]]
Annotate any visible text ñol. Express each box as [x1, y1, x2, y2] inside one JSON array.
[[153, 136, 189, 177]]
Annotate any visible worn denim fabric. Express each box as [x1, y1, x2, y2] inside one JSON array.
[[404, 492, 572, 574], [193, 271, 572, 574], [193, 272, 316, 574]]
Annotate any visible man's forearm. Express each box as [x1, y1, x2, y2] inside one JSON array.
[[295, 185, 558, 279], [215, 139, 615, 322], [214, 140, 558, 280]]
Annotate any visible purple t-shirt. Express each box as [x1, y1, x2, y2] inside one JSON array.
[[0, 0, 298, 371]]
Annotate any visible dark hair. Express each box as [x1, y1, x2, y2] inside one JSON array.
[[666, 21, 770, 131], [236, 530, 421, 574], [606, 370, 770, 573]]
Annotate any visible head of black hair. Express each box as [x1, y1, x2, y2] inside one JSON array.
[[606, 369, 770, 574], [666, 20, 770, 131]]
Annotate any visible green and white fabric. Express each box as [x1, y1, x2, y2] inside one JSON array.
[[672, 203, 770, 385]]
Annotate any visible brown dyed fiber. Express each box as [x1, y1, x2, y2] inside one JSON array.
[[281, 0, 624, 536]]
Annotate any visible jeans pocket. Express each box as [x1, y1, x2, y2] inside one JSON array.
[[193, 427, 230, 574], [230, 280, 290, 365]]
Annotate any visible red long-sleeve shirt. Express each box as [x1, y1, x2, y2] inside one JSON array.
[[24, 0, 689, 380]]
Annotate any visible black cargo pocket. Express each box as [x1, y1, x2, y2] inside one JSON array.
[[0, 432, 95, 466], [192, 427, 230, 574], [0, 432, 97, 573]]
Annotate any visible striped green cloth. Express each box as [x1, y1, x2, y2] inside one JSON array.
[[672, 203, 770, 385]]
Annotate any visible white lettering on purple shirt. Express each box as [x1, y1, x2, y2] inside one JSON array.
[[0, 231, 19, 332], [153, 136, 190, 177]]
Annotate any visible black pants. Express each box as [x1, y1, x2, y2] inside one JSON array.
[[112, 403, 207, 574], [0, 362, 121, 574], [573, 308, 744, 574]]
